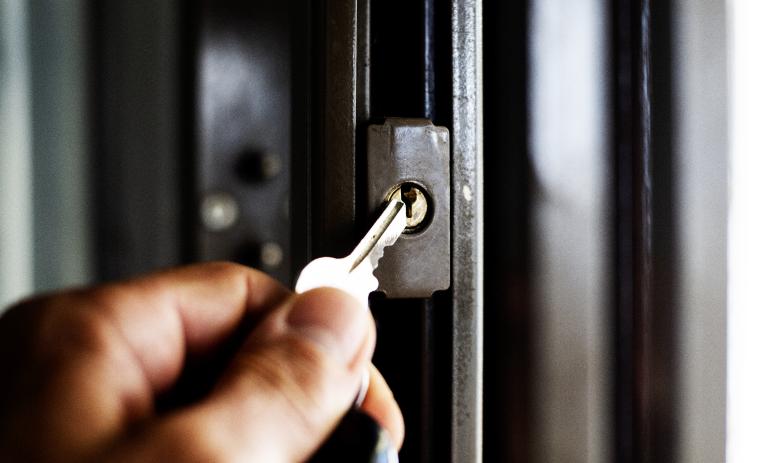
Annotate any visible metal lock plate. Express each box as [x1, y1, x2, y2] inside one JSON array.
[[367, 118, 451, 298]]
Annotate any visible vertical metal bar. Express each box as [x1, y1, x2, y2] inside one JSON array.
[[313, 0, 366, 258], [424, 0, 436, 120], [419, 298, 436, 463], [482, 1, 529, 461], [451, 1, 483, 461], [290, 0, 312, 279], [612, 0, 652, 460], [647, 1, 681, 461]]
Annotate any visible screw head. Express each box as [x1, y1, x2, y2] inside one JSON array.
[[260, 242, 284, 268], [388, 182, 431, 232], [260, 154, 282, 179], [200, 192, 239, 231]]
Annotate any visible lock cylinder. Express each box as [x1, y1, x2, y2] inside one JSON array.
[[386, 182, 433, 233]]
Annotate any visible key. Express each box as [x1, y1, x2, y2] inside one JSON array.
[[296, 196, 406, 463], [295, 196, 407, 307]]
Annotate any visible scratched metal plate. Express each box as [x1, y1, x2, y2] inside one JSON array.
[[367, 118, 451, 298]]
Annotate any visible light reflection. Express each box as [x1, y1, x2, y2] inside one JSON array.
[[727, 1, 768, 461]]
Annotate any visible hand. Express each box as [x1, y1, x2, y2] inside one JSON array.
[[0, 263, 404, 462]]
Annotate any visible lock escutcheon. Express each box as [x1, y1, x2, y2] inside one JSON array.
[[367, 118, 451, 298]]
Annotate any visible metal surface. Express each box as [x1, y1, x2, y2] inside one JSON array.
[[92, 1, 183, 281], [482, 1, 529, 461], [313, 0, 369, 259], [195, 0, 294, 284], [451, 0, 483, 461], [611, 0, 653, 460], [529, 0, 611, 461], [367, 118, 450, 298]]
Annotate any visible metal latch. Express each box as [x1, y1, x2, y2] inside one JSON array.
[[367, 118, 451, 298]]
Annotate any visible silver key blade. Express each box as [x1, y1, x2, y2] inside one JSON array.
[[294, 198, 407, 306], [347, 198, 406, 272]]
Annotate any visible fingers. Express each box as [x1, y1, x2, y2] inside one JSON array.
[[85, 262, 291, 392], [0, 263, 291, 460], [113, 287, 376, 462], [360, 364, 405, 450], [5, 267, 406, 462]]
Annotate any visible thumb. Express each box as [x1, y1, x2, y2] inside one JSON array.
[[214, 288, 375, 461], [202, 288, 374, 462]]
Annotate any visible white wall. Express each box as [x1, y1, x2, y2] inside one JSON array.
[[674, 1, 729, 461], [727, 1, 768, 461], [0, 1, 91, 311], [0, 1, 34, 309], [27, 0, 91, 293]]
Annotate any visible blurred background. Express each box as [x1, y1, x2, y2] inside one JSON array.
[[1, 0, 765, 462]]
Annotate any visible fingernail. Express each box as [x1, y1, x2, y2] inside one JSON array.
[[286, 288, 369, 365]]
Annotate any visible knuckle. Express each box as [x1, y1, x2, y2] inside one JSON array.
[[48, 308, 114, 358], [86, 284, 132, 313], [25, 291, 119, 361], [197, 261, 253, 279]]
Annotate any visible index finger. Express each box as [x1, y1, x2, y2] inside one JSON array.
[[84, 262, 291, 392]]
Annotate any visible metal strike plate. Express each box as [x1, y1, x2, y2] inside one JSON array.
[[367, 118, 450, 298]]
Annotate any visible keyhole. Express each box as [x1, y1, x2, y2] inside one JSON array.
[[401, 184, 418, 218], [389, 182, 431, 233]]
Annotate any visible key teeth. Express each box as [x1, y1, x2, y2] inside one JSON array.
[[348, 259, 380, 304]]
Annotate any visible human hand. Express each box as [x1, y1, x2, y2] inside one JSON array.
[[0, 263, 404, 462]]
